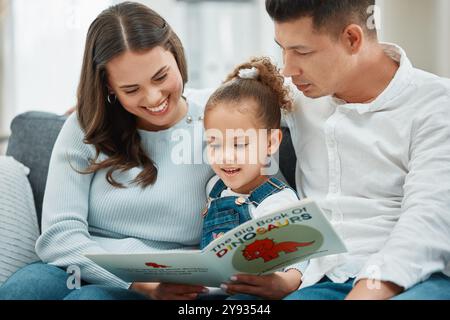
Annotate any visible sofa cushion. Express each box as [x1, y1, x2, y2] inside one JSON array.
[[0, 156, 40, 285], [6, 112, 68, 231], [280, 128, 297, 191]]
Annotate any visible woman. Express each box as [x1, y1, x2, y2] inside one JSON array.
[[0, 2, 214, 300]]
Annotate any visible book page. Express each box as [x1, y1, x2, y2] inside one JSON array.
[[202, 199, 347, 276], [85, 250, 224, 286]]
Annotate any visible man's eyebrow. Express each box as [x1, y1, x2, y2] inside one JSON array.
[[274, 39, 310, 51], [119, 66, 168, 89]]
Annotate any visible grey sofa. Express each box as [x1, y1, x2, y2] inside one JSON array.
[[6, 112, 297, 232]]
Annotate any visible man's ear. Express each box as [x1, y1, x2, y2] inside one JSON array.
[[341, 24, 364, 54], [268, 129, 283, 156]]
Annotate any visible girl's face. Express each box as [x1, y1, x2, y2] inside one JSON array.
[[106, 46, 186, 131], [204, 99, 281, 194]]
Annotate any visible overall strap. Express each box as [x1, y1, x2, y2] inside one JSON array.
[[208, 178, 228, 199], [249, 177, 291, 207]]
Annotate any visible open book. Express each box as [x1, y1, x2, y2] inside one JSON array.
[[85, 199, 347, 287]]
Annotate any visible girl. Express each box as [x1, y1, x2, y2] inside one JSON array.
[[203, 57, 306, 299]]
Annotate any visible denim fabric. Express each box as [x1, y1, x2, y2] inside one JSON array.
[[283, 277, 354, 300], [200, 177, 294, 249], [283, 273, 450, 300], [0, 262, 148, 300], [227, 273, 450, 300], [391, 273, 450, 300]]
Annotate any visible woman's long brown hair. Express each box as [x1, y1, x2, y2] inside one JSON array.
[[75, 1, 188, 188]]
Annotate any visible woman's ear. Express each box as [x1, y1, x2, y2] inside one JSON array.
[[106, 84, 115, 95], [268, 129, 283, 156]]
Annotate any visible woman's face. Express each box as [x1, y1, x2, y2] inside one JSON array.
[[106, 46, 186, 131]]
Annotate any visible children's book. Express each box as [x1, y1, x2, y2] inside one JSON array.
[[85, 199, 347, 287]]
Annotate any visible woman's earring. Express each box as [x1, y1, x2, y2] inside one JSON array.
[[107, 94, 117, 105]]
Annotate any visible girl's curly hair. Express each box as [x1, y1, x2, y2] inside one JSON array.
[[205, 56, 293, 129]]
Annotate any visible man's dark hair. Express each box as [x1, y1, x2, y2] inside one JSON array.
[[266, 0, 378, 39]]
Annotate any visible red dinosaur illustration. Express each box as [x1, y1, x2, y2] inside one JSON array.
[[242, 238, 315, 262], [145, 262, 171, 268]]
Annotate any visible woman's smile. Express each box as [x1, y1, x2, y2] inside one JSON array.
[[143, 97, 170, 116]]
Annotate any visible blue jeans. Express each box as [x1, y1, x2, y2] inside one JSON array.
[[0, 262, 148, 300], [228, 273, 450, 300]]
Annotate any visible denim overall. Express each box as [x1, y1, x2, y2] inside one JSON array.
[[200, 177, 298, 249]]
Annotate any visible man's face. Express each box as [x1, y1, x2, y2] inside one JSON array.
[[274, 17, 353, 99]]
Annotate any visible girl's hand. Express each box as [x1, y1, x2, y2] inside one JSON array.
[[221, 269, 302, 300], [130, 282, 208, 300]]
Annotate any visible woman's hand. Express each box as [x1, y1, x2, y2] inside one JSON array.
[[221, 269, 302, 300], [64, 106, 76, 116], [129, 282, 208, 300]]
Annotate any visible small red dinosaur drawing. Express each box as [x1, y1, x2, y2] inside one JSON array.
[[145, 262, 171, 268], [242, 238, 315, 262]]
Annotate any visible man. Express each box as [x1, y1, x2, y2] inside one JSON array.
[[225, 0, 450, 300]]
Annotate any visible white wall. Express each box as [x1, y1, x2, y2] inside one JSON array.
[[437, 0, 450, 77], [377, 0, 450, 77]]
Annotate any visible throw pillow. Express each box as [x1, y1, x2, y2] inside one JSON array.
[[0, 156, 40, 285]]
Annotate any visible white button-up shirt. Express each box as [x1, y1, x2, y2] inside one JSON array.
[[283, 43, 450, 290]]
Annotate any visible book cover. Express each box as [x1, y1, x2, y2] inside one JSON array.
[[85, 199, 347, 287]]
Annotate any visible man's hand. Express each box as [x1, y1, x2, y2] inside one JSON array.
[[345, 279, 404, 300], [130, 282, 208, 300], [221, 269, 302, 300]]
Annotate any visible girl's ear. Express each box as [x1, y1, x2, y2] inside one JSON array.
[[268, 129, 283, 156]]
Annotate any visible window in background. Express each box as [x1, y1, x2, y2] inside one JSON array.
[[177, 0, 279, 88], [0, 0, 278, 137], [2, 0, 448, 141], [0, 0, 115, 136]]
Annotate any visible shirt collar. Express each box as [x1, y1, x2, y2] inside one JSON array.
[[331, 43, 414, 114]]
